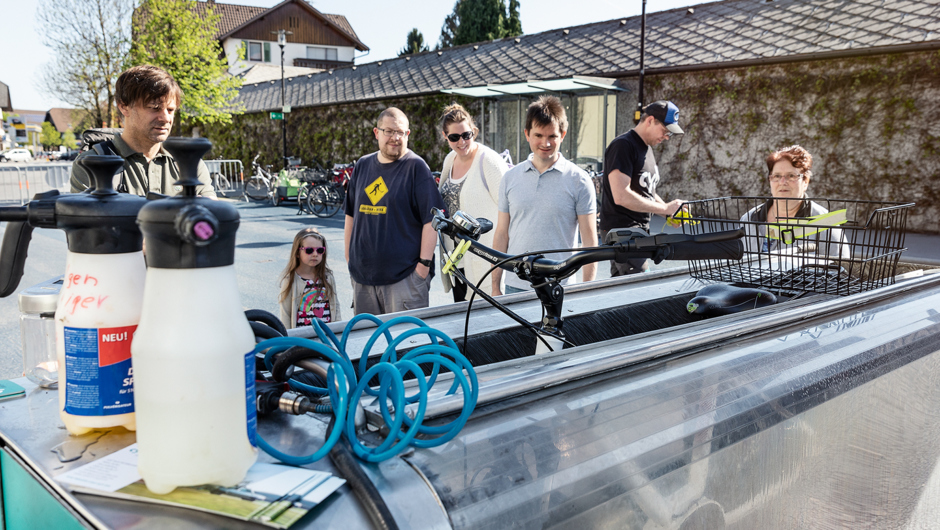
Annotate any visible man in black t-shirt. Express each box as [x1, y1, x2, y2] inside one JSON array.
[[343, 107, 444, 315], [599, 100, 686, 276]]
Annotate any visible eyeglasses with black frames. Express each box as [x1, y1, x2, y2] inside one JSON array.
[[377, 128, 408, 139], [300, 246, 326, 255]]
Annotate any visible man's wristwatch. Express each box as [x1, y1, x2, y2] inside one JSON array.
[[417, 258, 433, 267]]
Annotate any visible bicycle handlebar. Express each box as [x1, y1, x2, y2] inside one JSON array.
[[431, 208, 744, 284]]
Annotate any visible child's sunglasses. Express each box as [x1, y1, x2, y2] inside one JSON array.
[[446, 131, 474, 142], [300, 246, 326, 255]]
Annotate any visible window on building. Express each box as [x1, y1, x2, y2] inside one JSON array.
[[573, 94, 617, 172], [245, 41, 271, 63], [484, 93, 616, 170], [306, 47, 338, 61]]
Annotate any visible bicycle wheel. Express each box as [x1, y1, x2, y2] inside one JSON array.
[[310, 183, 342, 218], [245, 177, 269, 201]]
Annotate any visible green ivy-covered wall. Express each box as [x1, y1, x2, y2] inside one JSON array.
[[201, 93, 478, 173], [635, 49, 940, 234]]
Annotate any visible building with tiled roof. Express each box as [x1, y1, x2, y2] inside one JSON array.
[[206, 0, 940, 233], [44, 108, 84, 134], [238, 0, 940, 112], [192, 0, 368, 77]]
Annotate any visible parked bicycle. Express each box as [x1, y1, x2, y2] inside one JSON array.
[[299, 162, 352, 218], [296, 163, 332, 215], [245, 154, 279, 204]]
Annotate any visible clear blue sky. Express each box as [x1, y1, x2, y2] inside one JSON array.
[[1, 0, 698, 111]]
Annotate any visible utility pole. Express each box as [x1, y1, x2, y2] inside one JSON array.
[[273, 29, 293, 169], [636, 0, 647, 124]]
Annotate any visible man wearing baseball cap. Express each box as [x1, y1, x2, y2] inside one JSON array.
[[599, 100, 686, 276]]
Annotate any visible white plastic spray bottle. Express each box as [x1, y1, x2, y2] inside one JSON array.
[[0, 154, 147, 435], [132, 137, 257, 494]]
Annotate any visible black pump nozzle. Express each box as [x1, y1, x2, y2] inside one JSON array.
[[163, 137, 212, 197], [0, 154, 147, 298], [137, 137, 240, 269], [79, 154, 126, 195]]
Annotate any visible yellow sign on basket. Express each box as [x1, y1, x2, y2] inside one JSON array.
[[767, 209, 848, 244], [365, 177, 388, 206]]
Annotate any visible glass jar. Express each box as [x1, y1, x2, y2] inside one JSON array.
[[18, 276, 62, 388]]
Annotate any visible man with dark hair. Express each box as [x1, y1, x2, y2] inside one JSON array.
[[491, 95, 597, 295], [599, 100, 685, 276], [344, 107, 444, 315], [70, 65, 215, 197]]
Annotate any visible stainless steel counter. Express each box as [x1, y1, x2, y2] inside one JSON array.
[[0, 378, 449, 529]]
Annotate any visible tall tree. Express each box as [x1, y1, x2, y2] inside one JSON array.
[[62, 130, 79, 150], [399, 28, 430, 56], [507, 0, 522, 37], [37, 0, 133, 129], [455, 0, 506, 46], [130, 0, 243, 128], [437, 1, 461, 50], [39, 122, 63, 150], [438, 0, 523, 49]]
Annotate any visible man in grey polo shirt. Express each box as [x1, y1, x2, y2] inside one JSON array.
[[70, 65, 215, 197], [491, 96, 597, 295]]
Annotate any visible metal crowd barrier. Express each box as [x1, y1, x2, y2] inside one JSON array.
[[0, 163, 73, 204], [204, 159, 245, 200], [1, 159, 246, 203]]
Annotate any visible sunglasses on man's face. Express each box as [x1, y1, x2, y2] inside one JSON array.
[[300, 246, 325, 255], [447, 131, 474, 142]]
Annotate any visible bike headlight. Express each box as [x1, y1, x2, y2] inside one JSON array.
[[452, 211, 481, 238]]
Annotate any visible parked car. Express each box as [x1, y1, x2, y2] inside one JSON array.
[[58, 150, 81, 161], [0, 148, 33, 163]]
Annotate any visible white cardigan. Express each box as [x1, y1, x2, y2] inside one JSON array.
[[438, 144, 509, 299], [279, 271, 341, 329]]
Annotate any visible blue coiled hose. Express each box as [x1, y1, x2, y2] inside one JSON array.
[[254, 314, 477, 464]]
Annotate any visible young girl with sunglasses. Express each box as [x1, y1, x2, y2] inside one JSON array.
[[438, 102, 509, 301], [278, 228, 341, 329]]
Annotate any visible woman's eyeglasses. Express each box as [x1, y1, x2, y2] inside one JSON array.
[[446, 131, 474, 142], [768, 173, 803, 182], [300, 246, 326, 255]]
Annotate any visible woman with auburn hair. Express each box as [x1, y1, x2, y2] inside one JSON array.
[[438, 103, 509, 301], [278, 228, 341, 329], [740, 145, 848, 259]]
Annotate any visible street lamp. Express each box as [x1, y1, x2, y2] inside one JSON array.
[[272, 29, 293, 169]]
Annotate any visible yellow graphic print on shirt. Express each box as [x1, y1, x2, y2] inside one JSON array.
[[360, 176, 388, 214]]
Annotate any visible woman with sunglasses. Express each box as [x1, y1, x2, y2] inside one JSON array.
[[740, 145, 848, 259], [278, 228, 341, 329], [438, 103, 510, 301]]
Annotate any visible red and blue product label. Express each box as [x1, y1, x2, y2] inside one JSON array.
[[63, 325, 136, 416]]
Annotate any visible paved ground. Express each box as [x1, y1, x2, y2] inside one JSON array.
[[0, 198, 612, 380], [1, 198, 938, 380]]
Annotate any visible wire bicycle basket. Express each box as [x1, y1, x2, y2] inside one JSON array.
[[680, 197, 914, 296]]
